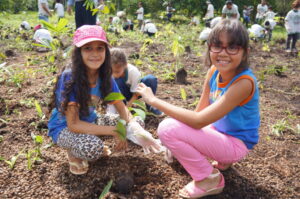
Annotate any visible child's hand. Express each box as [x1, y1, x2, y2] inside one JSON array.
[[126, 121, 163, 154], [113, 133, 128, 151], [136, 83, 156, 105]]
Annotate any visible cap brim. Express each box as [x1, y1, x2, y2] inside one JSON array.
[[75, 38, 111, 48]]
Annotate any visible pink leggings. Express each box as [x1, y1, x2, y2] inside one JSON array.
[[158, 118, 249, 181]]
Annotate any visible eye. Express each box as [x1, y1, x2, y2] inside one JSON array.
[[228, 45, 239, 51], [97, 46, 105, 51], [83, 46, 92, 51]]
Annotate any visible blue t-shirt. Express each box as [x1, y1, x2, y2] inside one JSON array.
[[48, 69, 120, 143], [208, 66, 260, 149]]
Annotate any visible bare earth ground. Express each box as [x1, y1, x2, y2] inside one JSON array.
[[0, 32, 300, 199]]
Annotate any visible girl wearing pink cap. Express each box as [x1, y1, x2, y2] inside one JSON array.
[[48, 25, 162, 175]]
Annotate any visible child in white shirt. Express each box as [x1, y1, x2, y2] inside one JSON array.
[[111, 48, 163, 115], [285, 0, 300, 53], [55, 0, 64, 21]]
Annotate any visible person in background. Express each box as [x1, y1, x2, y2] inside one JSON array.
[[54, 0, 64, 21], [255, 0, 268, 24], [204, 1, 214, 27], [166, 3, 175, 21], [136, 2, 144, 29], [142, 19, 158, 36], [189, 15, 200, 26], [136, 19, 260, 198], [264, 6, 276, 20], [38, 0, 52, 22], [67, 0, 99, 29], [243, 5, 253, 28], [111, 48, 163, 115], [285, 0, 300, 53], [33, 24, 53, 44], [20, 21, 31, 30], [122, 17, 134, 31], [222, 1, 239, 19]]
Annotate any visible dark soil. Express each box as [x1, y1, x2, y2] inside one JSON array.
[[0, 32, 299, 199]]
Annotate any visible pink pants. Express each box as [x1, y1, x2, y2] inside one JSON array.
[[157, 118, 249, 181]]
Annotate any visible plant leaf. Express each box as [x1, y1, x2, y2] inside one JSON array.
[[132, 100, 147, 111], [104, 92, 125, 101], [131, 108, 146, 120], [114, 120, 127, 140], [34, 100, 44, 118], [99, 180, 113, 199], [180, 87, 187, 101]]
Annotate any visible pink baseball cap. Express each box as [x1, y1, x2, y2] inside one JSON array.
[[73, 25, 110, 47]]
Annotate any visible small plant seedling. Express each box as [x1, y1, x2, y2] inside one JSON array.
[[104, 92, 125, 102], [34, 100, 45, 119], [0, 135, 3, 142], [115, 119, 127, 140], [0, 150, 24, 169], [99, 180, 113, 199], [271, 119, 294, 136], [180, 87, 187, 101]]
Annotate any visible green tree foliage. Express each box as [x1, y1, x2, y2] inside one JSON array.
[[0, 0, 295, 17], [0, 0, 37, 13]]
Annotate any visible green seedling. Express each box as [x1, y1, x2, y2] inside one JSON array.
[[26, 133, 44, 170], [115, 119, 127, 140], [99, 180, 113, 199], [0, 135, 3, 142], [34, 100, 45, 119], [0, 150, 24, 169], [104, 92, 125, 102], [40, 18, 69, 33], [271, 119, 294, 136], [180, 87, 187, 101]]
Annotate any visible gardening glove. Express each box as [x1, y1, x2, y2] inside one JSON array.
[[162, 147, 174, 163], [126, 121, 163, 155]]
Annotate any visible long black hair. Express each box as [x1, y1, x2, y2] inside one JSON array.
[[48, 44, 112, 116]]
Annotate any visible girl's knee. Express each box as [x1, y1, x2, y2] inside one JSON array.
[[76, 136, 104, 161], [157, 118, 182, 142]]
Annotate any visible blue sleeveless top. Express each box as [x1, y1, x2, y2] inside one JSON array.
[[209, 67, 260, 149]]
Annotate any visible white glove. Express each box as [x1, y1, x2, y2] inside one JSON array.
[[126, 121, 163, 154]]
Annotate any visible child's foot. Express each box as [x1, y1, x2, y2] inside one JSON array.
[[212, 161, 232, 171], [149, 106, 164, 116], [67, 152, 89, 175], [102, 145, 112, 156], [291, 48, 298, 53], [179, 169, 224, 198], [285, 48, 291, 53]]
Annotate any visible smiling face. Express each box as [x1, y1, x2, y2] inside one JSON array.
[[81, 41, 106, 73], [210, 32, 246, 76]]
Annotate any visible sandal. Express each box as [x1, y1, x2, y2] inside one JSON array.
[[69, 160, 89, 175], [68, 153, 89, 175], [179, 171, 225, 198], [212, 161, 232, 171]]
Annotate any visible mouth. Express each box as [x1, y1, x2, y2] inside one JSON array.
[[217, 60, 230, 64]]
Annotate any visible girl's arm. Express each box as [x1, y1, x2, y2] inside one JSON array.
[[137, 78, 253, 129], [114, 100, 133, 122], [66, 104, 117, 136]]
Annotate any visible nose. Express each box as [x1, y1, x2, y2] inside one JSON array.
[[219, 47, 228, 55]]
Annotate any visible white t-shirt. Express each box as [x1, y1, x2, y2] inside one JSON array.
[[20, 21, 30, 30], [206, 4, 214, 19], [191, 16, 200, 25], [126, 64, 141, 93], [38, 0, 49, 16], [285, 10, 300, 34], [137, 7, 144, 20], [256, 4, 268, 19], [222, 5, 239, 19], [33, 29, 53, 44], [55, 3, 64, 17], [249, 24, 265, 38], [264, 11, 276, 20], [143, 23, 158, 34], [112, 16, 120, 24]]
